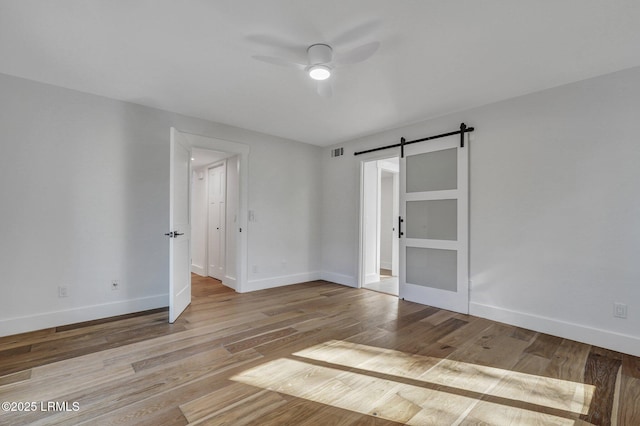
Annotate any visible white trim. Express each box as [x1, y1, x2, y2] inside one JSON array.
[[243, 272, 322, 292], [401, 282, 468, 313], [405, 238, 459, 250], [222, 276, 237, 290], [470, 302, 640, 357], [191, 264, 206, 276], [380, 261, 393, 270], [321, 271, 358, 287], [0, 295, 168, 337], [405, 189, 458, 201], [364, 272, 381, 285]]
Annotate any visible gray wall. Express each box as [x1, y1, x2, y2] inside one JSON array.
[[321, 66, 640, 355], [0, 73, 321, 335]]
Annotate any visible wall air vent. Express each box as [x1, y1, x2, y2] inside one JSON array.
[[331, 147, 344, 157]]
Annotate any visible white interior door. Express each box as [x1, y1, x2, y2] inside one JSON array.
[[399, 135, 469, 313], [207, 162, 226, 281], [169, 128, 191, 323]]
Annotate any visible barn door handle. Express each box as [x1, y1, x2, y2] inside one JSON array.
[[165, 231, 183, 238], [398, 216, 404, 238]]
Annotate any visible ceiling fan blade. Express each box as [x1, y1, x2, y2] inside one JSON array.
[[331, 21, 380, 46], [252, 55, 306, 70], [317, 80, 333, 98], [334, 41, 380, 66], [246, 34, 308, 60]]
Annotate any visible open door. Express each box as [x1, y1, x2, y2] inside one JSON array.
[[399, 134, 468, 313], [168, 127, 191, 323]]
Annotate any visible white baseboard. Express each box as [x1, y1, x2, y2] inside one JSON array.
[[380, 261, 392, 270], [320, 271, 358, 288], [470, 302, 640, 357], [191, 264, 206, 276], [364, 273, 381, 285], [243, 272, 322, 293], [222, 275, 237, 291], [0, 294, 169, 338]]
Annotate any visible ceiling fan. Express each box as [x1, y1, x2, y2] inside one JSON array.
[[252, 40, 380, 98]]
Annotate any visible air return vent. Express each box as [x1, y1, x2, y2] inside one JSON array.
[[331, 147, 344, 157]]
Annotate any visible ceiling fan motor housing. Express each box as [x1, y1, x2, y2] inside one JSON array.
[[307, 43, 333, 65]]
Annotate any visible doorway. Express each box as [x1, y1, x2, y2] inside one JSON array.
[[359, 156, 399, 295], [169, 128, 249, 323], [190, 149, 240, 288]]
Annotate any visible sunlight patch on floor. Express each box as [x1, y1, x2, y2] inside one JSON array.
[[231, 357, 581, 425], [293, 340, 594, 415]]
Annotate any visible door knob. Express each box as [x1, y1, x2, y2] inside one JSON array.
[[164, 232, 174, 237], [174, 232, 184, 237]]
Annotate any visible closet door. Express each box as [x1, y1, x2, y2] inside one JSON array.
[[208, 162, 226, 281]]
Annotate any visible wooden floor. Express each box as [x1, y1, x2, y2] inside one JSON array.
[[1, 275, 639, 425]]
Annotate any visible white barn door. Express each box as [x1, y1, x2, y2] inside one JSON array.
[[399, 134, 469, 313]]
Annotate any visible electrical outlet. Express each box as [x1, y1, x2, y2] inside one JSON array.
[[111, 280, 120, 291], [58, 286, 69, 298], [613, 303, 627, 319], [281, 261, 287, 270], [252, 265, 258, 273]]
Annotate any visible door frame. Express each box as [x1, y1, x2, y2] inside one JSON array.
[[173, 129, 250, 293], [357, 153, 400, 289]]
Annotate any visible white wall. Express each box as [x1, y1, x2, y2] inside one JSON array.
[[0, 72, 322, 336], [321, 66, 640, 356]]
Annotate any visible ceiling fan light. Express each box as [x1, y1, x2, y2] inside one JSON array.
[[309, 65, 331, 81]]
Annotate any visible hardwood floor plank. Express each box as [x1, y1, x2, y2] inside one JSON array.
[[0, 320, 187, 377], [580, 347, 623, 426], [393, 318, 469, 355], [510, 326, 537, 342], [0, 369, 31, 386], [179, 382, 263, 422], [524, 332, 564, 359], [622, 353, 640, 379], [544, 338, 592, 382], [617, 375, 640, 424], [0, 344, 32, 358], [378, 306, 439, 331], [189, 389, 287, 425], [55, 308, 169, 332], [224, 327, 299, 353]]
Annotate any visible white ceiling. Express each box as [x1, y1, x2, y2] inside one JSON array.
[[1, 1, 639, 147]]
